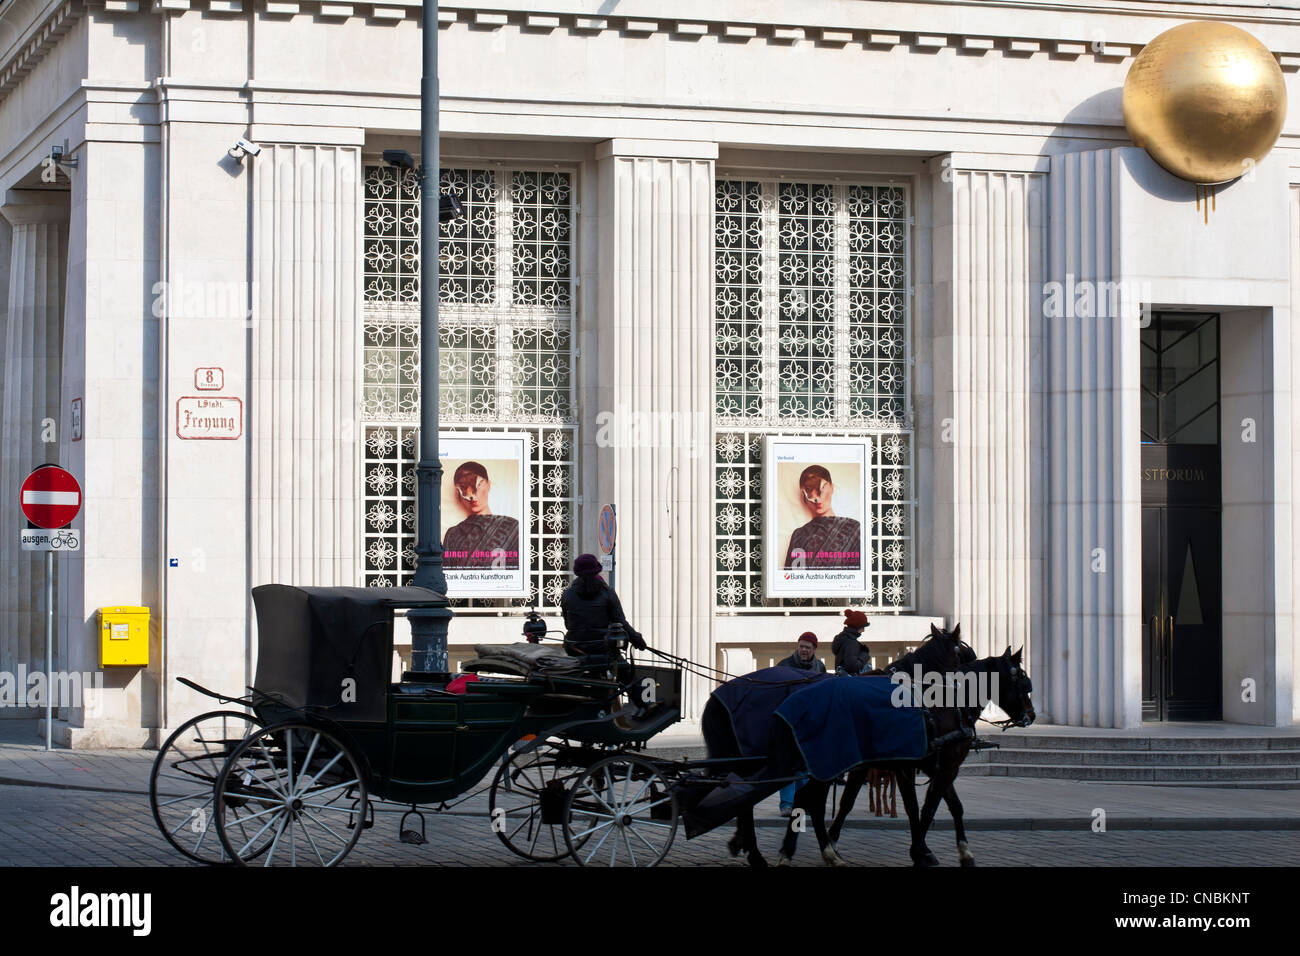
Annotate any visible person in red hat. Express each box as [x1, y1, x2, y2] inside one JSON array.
[[777, 632, 826, 674], [832, 609, 872, 675]]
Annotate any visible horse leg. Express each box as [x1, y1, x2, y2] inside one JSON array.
[[912, 766, 957, 867], [736, 807, 767, 868], [894, 768, 937, 867], [827, 768, 865, 851], [885, 772, 897, 817], [944, 785, 975, 866]]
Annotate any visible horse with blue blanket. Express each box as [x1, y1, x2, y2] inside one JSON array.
[[691, 625, 966, 867], [694, 625, 1036, 867], [778, 641, 1035, 867]]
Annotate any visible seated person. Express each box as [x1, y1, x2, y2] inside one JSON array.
[[560, 553, 646, 656]]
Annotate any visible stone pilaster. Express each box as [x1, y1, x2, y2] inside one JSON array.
[[589, 140, 716, 724], [0, 193, 69, 713], [250, 145, 362, 588], [930, 163, 1045, 666]]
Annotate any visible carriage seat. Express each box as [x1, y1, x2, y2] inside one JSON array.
[[462, 642, 576, 677]]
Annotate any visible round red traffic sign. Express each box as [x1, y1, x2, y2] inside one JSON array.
[[20, 465, 82, 529], [598, 505, 616, 554]]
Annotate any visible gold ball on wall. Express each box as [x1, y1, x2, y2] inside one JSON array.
[[1122, 21, 1287, 185]]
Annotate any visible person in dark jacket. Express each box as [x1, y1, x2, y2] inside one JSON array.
[[777, 632, 827, 673], [560, 553, 646, 655], [831, 608, 871, 675]]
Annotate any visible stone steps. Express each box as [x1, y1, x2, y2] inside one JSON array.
[[962, 733, 1300, 786]]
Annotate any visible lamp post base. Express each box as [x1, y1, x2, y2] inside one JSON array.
[[408, 604, 454, 673]]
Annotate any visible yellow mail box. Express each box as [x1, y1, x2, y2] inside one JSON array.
[[99, 606, 149, 667]]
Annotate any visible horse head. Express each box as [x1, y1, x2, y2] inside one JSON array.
[[989, 647, 1035, 727]]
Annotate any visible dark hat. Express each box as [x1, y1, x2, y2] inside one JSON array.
[[797, 632, 818, 647], [453, 461, 489, 486], [844, 609, 869, 629], [799, 464, 833, 488], [573, 553, 601, 577]]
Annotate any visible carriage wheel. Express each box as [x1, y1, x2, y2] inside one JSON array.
[[563, 754, 678, 867], [213, 722, 368, 867], [489, 746, 581, 862], [150, 710, 265, 865]]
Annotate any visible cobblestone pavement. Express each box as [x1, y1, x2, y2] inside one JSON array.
[[2, 784, 1297, 867]]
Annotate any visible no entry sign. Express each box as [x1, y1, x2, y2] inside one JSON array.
[[20, 465, 82, 529]]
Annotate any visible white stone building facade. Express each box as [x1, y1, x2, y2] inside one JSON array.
[[1, 0, 1298, 745]]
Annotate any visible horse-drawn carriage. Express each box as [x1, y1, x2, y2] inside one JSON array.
[[149, 584, 686, 867], [149, 585, 1035, 868]]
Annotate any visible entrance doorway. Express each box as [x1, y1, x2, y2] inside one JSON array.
[[1140, 312, 1222, 721]]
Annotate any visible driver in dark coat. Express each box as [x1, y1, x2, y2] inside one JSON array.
[[560, 553, 646, 655]]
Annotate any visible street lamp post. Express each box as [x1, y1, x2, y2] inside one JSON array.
[[408, 0, 453, 671]]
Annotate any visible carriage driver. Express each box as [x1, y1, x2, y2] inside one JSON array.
[[560, 553, 647, 656]]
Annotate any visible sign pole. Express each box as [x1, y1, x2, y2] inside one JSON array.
[[45, 550, 53, 751]]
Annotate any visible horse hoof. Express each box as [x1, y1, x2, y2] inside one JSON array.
[[727, 835, 743, 858], [911, 850, 940, 868], [777, 853, 793, 867], [960, 857, 977, 867], [749, 854, 769, 869], [822, 847, 849, 867]]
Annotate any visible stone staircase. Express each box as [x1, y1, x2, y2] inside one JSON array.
[[963, 730, 1300, 788]]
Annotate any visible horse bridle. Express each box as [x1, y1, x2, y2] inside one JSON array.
[[980, 660, 1035, 730]]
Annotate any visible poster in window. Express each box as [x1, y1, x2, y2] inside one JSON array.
[[764, 436, 871, 598], [439, 433, 530, 597]]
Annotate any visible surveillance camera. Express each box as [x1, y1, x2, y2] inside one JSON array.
[[50, 144, 64, 162], [229, 138, 262, 160], [383, 149, 417, 171]]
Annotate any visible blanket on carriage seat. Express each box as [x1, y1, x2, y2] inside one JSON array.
[[462, 642, 574, 677], [775, 675, 928, 781]]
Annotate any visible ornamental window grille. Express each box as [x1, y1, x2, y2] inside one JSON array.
[[714, 178, 915, 611], [362, 165, 577, 610]]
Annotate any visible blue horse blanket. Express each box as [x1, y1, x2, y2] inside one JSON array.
[[775, 676, 928, 781], [707, 666, 831, 758]]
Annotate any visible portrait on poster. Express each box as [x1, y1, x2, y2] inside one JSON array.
[[439, 433, 530, 597], [764, 436, 870, 598]]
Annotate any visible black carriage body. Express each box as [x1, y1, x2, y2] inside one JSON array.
[[250, 584, 683, 805]]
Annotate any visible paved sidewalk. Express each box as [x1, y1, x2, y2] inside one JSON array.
[[3, 719, 1299, 831]]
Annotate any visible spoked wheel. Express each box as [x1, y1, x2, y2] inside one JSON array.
[[214, 722, 368, 867], [563, 754, 678, 867], [489, 744, 587, 862], [150, 710, 264, 865]]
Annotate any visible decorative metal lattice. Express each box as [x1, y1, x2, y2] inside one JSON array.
[[714, 430, 915, 611], [715, 179, 910, 427], [715, 177, 914, 611], [362, 164, 577, 608]]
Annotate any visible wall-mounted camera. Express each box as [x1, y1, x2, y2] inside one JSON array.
[[228, 138, 262, 160]]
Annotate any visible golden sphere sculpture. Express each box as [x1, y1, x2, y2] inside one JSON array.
[[1122, 21, 1286, 184]]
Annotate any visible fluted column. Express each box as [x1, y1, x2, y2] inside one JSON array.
[[0, 195, 69, 702], [250, 145, 362, 586], [1043, 149, 1140, 728], [591, 140, 715, 723], [930, 163, 1045, 665]]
